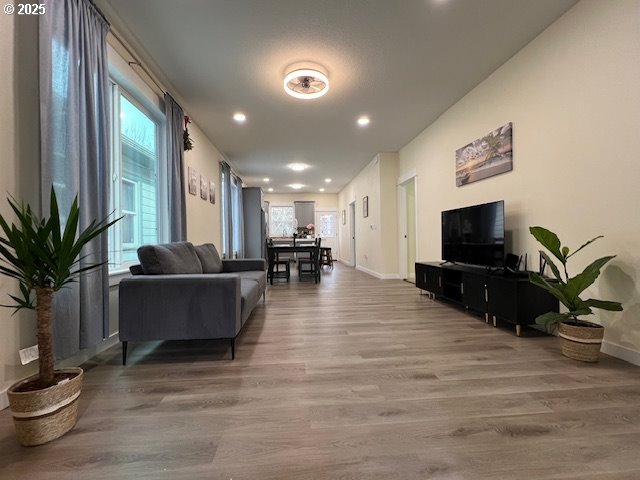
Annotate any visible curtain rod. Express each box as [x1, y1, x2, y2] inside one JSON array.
[[108, 28, 167, 97]]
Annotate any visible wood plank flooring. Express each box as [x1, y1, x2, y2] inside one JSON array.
[[2, 263, 640, 479]]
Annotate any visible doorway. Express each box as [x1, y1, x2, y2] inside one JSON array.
[[315, 209, 339, 259], [398, 176, 417, 282], [349, 201, 356, 267]]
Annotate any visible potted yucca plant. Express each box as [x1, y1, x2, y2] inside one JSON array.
[[528, 226, 623, 362], [0, 188, 118, 446]]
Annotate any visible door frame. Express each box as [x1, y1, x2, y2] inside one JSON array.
[[349, 201, 356, 267], [397, 170, 418, 281]]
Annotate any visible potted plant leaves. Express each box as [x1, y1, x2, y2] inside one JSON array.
[[528, 226, 623, 362], [0, 188, 118, 445]]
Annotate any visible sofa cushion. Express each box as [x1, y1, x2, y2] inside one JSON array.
[[137, 242, 203, 275], [240, 279, 261, 324], [194, 243, 224, 273], [236, 270, 267, 293]]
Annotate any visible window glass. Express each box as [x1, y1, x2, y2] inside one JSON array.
[[270, 206, 295, 237], [318, 213, 337, 237], [109, 88, 162, 271]]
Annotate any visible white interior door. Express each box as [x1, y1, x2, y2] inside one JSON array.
[[398, 176, 417, 282], [315, 209, 339, 259]]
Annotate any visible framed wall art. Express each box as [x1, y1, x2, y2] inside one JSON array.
[[200, 175, 208, 200], [455, 122, 513, 187], [188, 166, 197, 195]]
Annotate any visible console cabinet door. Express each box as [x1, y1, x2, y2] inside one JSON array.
[[487, 277, 518, 324], [415, 263, 428, 290], [461, 272, 487, 313], [425, 266, 443, 296]]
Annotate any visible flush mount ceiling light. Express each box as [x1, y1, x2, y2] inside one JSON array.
[[263, 177, 270, 182], [319, 188, 325, 192], [324, 178, 332, 183], [357, 116, 370, 127], [288, 183, 304, 190], [288, 163, 308, 171], [267, 187, 274, 192], [233, 112, 246, 123], [283, 64, 329, 100]]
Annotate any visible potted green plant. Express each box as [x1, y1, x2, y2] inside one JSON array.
[[528, 226, 623, 362], [0, 188, 118, 446]]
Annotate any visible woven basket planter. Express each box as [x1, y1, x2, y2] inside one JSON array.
[[558, 321, 604, 363], [7, 367, 83, 446]]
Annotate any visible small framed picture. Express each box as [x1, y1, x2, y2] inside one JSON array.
[[188, 166, 197, 195], [341, 209, 346, 225], [200, 175, 208, 200], [209, 181, 216, 204], [363, 196, 369, 218]]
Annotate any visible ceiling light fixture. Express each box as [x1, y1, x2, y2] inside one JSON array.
[[319, 188, 325, 192], [288, 163, 308, 171], [263, 177, 270, 182], [288, 183, 304, 190], [357, 116, 370, 127], [267, 187, 274, 192], [233, 112, 246, 123], [283, 64, 329, 100], [324, 178, 332, 183]]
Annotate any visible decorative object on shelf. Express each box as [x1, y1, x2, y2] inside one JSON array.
[[363, 196, 369, 218], [306, 223, 314, 235], [0, 188, 119, 446], [528, 226, 623, 362], [200, 175, 208, 200], [188, 166, 197, 195], [455, 122, 512, 187], [342, 209, 346, 225], [183, 115, 194, 151], [209, 181, 216, 204]]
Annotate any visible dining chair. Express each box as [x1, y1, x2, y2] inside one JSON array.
[[298, 237, 321, 283]]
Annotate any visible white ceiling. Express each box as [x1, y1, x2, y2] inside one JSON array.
[[103, 0, 577, 194]]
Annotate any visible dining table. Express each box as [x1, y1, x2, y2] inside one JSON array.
[[266, 239, 321, 284]]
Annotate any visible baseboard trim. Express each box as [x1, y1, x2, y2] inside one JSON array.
[[0, 386, 8, 411], [338, 259, 355, 267], [356, 265, 400, 280], [601, 340, 640, 366]]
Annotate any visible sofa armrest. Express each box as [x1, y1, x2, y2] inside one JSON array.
[[223, 258, 266, 272], [119, 274, 242, 342]]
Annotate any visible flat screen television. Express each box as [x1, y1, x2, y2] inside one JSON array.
[[441, 200, 505, 268]]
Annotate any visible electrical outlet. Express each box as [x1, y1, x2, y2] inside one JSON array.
[[19, 345, 39, 365]]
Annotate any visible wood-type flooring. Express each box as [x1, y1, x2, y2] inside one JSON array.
[[1, 263, 640, 479]]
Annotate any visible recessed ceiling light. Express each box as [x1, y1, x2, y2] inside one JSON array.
[[283, 66, 329, 100], [288, 183, 304, 190], [288, 163, 308, 171], [324, 178, 332, 183], [263, 177, 270, 182], [357, 116, 370, 127], [267, 187, 274, 192], [233, 112, 246, 123], [319, 188, 325, 192]]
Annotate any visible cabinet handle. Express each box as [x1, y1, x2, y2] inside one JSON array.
[[424, 273, 426, 283], [485, 289, 488, 302], [438, 276, 442, 287], [461, 283, 464, 294]]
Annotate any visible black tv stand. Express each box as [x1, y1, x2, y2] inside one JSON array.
[[439, 260, 457, 266], [415, 262, 558, 336]]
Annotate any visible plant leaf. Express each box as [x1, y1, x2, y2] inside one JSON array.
[[530, 226, 565, 264], [529, 272, 571, 307], [564, 255, 616, 302], [566, 235, 604, 260], [583, 298, 623, 312], [539, 250, 562, 281], [535, 311, 571, 326]]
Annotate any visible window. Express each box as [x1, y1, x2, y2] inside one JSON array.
[[109, 86, 164, 271], [318, 213, 337, 237], [269, 206, 295, 237]]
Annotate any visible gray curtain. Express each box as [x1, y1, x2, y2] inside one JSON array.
[[220, 162, 232, 257], [164, 93, 187, 242], [39, 0, 111, 359]]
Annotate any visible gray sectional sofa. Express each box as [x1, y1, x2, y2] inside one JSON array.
[[119, 242, 266, 364]]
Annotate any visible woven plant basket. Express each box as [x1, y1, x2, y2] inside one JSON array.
[[558, 321, 604, 363], [7, 367, 83, 446]]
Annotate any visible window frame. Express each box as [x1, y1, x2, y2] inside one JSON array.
[[269, 204, 296, 238], [108, 81, 167, 273]]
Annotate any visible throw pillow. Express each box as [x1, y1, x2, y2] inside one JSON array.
[[194, 243, 224, 273], [137, 242, 203, 274]]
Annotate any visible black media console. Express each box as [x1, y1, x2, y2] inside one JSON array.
[[415, 262, 559, 336]]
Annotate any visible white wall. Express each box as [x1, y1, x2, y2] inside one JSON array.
[[337, 153, 399, 278], [263, 192, 338, 209], [0, 14, 40, 407], [399, 0, 640, 360], [184, 122, 222, 247]]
